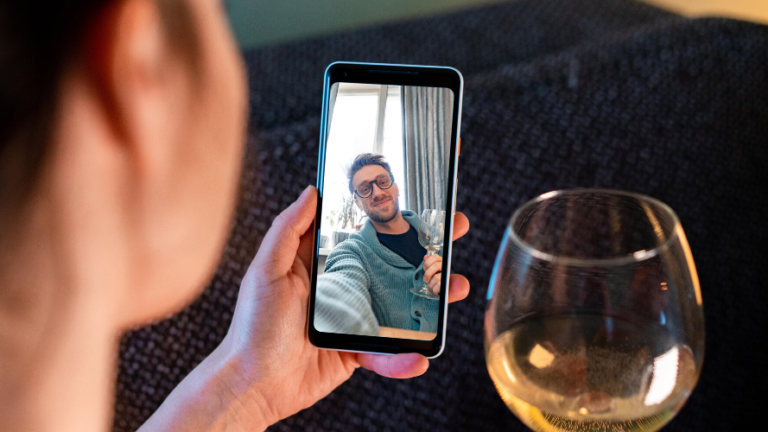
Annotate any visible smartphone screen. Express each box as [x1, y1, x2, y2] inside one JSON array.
[[309, 63, 462, 356]]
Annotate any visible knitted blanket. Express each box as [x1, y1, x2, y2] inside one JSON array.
[[113, 0, 768, 430]]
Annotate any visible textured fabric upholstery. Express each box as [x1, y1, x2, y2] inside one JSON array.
[[113, 0, 768, 430]]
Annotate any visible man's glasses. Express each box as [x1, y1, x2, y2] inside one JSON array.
[[354, 174, 394, 198]]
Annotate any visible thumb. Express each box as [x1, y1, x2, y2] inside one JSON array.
[[356, 353, 429, 379], [252, 186, 317, 279]]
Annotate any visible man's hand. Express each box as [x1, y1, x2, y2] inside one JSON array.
[[140, 186, 470, 432], [423, 254, 442, 295]]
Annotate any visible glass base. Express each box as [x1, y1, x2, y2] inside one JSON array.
[[410, 286, 440, 300]]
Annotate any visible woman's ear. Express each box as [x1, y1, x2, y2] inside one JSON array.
[[48, 0, 245, 329], [83, 0, 182, 170], [56, 0, 199, 326]]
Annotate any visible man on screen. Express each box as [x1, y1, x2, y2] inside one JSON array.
[[315, 153, 443, 336]]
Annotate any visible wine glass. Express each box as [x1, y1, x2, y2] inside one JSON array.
[[411, 209, 445, 300], [484, 189, 704, 432]]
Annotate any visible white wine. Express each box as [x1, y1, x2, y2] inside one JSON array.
[[486, 314, 698, 432]]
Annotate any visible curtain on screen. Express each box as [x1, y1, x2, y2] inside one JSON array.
[[402, 86, 454, 214]]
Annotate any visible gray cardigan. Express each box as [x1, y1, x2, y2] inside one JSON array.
[[314, 210, 440, 336]]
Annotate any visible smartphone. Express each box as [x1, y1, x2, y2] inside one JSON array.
[[308, 62, 463, 358]]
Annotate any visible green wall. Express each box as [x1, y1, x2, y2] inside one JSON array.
[[225, 0, 510, 49]]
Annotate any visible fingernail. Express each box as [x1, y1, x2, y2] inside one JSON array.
[[300, 185, 312, 200]]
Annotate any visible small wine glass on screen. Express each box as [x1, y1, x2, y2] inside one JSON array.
[[411, 209, 445, 300], [484, 189, 704, 432]]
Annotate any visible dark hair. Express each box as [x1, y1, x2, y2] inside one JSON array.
[[0, 0, 198, 210], [347, 153, 394, 193]]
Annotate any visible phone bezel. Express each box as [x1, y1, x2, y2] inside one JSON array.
[[308, 62, 463, 358]]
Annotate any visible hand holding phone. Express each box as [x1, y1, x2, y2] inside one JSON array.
[[180, 187, 470, 429], [140, 64, 468, 431]]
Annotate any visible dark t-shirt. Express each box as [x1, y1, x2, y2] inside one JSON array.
[[377, 225, 427, 268]]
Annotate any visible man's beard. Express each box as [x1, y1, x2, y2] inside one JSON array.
[[366, 197, 400, 223]]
